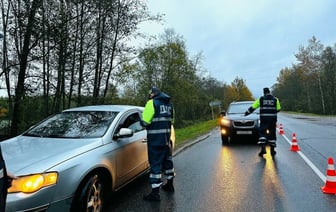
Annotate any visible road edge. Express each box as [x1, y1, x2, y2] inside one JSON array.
[[173, 128, 216, 156]]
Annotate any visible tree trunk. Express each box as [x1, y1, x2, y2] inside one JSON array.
[[77, 2, 85, 106], [103, 0, 121, 101], [11, 0, 41, 136], [317, 74, 326, 114]]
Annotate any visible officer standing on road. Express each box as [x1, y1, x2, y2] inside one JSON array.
[[244, 87, 281, 157], [141, 87, 175, 201], [0, 32, 14, 210], [0, 144, 14, 210]]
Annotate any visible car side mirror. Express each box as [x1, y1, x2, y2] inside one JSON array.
[[114, 128, 133, 139]]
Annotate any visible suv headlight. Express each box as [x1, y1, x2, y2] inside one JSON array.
[[220, 118, 231, 127]]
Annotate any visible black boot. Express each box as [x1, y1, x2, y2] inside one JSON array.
[[258, 145, 266, 157], [143, 187, 160, 201], [271, 146, 276, 156], [162, 179, 175, 192]]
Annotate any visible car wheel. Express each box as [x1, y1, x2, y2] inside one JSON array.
[[221, 135, 229, 145], [71, 174, 104, 212]]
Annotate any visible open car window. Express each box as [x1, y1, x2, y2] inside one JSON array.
[[119, 112, 144, 133]]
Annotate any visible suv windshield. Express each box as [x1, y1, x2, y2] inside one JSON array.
[[23, 111, 118, 138], [227, 103, 259, 114]]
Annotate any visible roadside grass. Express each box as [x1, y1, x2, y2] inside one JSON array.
[[175, 119, 218, 149]]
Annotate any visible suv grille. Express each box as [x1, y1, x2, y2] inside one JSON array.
[[233, 120, 255, 127]]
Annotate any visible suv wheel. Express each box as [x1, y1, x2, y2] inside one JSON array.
[[221, 135, 229, 145]]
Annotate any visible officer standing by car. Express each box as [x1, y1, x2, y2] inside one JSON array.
[[0, 144, 14, 210], [244, 87, 281, 157], [0, 32, 14, 211], [141, 87, 175, 201]]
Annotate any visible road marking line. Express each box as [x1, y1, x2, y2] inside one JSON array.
[[281, 133, 326, 182]]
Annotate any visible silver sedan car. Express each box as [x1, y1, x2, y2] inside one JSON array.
[[2, 105, 149, 211]]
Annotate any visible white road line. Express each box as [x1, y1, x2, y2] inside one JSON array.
[[281, 132, 326, 182]]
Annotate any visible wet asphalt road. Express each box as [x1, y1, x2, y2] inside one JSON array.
[[105, 113, 336, 211]]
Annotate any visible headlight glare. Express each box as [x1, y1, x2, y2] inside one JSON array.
[[221, 118, 231, 126], [8, 172, 58, 193]]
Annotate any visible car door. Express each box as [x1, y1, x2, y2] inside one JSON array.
[[114, 111, 148, 186]]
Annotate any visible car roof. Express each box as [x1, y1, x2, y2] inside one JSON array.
[[230, 101, 254, 105], [63, 105, 144, 113]]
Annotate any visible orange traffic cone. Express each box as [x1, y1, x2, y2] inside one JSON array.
[[321, 157, 336, 194], [290, 133, 300, 151], [279, 124, 284, 135]]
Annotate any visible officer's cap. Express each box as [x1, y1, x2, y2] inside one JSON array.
[[148, 87, 161, 99], [263, 87, 270, 94]]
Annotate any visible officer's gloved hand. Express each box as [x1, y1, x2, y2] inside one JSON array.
[[140, 120, 148, 127], [244, 111, 249, 116]]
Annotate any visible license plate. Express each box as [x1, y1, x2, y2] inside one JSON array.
[[237, 131, 252, 135]]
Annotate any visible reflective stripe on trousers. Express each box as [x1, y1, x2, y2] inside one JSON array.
[[148, 145, 175, 188], [147, 128, 171, 135]]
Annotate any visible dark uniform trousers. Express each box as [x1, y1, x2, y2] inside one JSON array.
[[148, 143, 174, 188], [0, 146, 9, 211], [259, 117, 277, 142]]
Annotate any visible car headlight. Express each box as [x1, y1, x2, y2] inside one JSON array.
[[220, 118, 231, 127], [8, 172, 58, 193]]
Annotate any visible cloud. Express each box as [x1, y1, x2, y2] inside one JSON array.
[[142, 0, 336, 97]]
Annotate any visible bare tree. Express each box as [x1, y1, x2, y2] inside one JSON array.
[[10, 0, 42, 136]]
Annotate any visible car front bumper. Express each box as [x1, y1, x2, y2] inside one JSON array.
[[6, 187, 72, 212], [220, 125, 259, 137]]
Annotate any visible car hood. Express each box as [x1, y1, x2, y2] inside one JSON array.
[[226, 113, 259, 120], [1, 136, 102, 175]]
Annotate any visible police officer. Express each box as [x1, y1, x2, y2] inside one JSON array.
[[245, 87, 281, 157], [141, 87, 175, 201], [0, 144, 14, 210]]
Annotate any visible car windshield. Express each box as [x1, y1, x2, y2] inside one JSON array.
[[227, 103, 259, 114], [23, 111, 118, 138]]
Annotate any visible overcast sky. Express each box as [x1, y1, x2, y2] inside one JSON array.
[[139, 0, 336, 97]]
